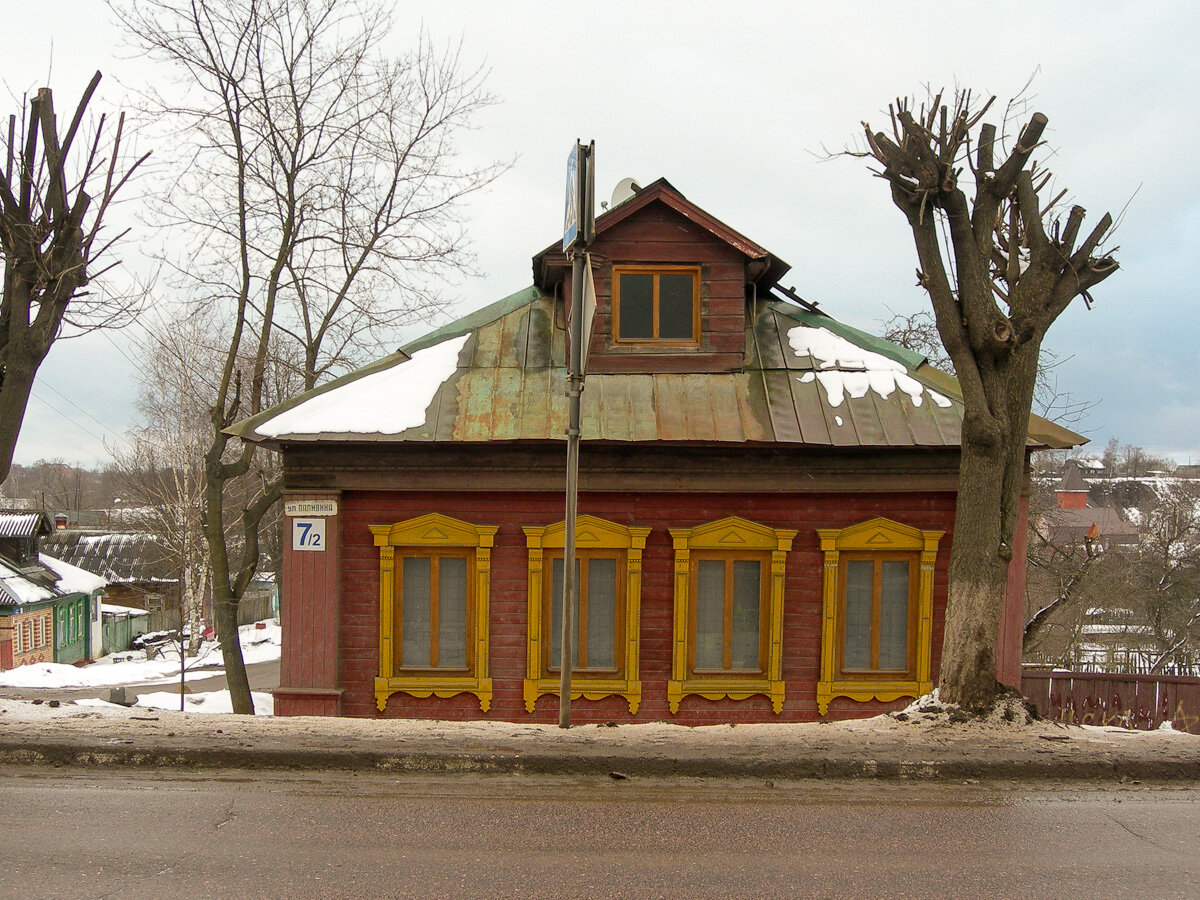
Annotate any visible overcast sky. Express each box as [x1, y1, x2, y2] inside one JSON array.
[[9, 0, 1199, 467]]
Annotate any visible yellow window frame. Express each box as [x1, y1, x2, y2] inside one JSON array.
[[369, 514, 498, 713], [668, 517, 797, 715], [523, 515, 650, 714], [815, 517, 943, 715]]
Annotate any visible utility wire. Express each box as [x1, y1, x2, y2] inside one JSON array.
[[30, 389, 111, 446], [36, 379, 120, 436]]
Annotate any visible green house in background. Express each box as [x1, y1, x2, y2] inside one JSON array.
[[0, 512, 106, 670]]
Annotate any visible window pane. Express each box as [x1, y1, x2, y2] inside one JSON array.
[[879, 560, 911, 670], [549, 558, 580, 668], [618, 273, 653, 339], [844, 560, 873, 669], [658, 273, 695, 340], [402, 557, 432, 667], [586, 558, 617, 669], [439, 557, 468, 668], [695, 559, 725, 669], [731, 560, 762, 670]]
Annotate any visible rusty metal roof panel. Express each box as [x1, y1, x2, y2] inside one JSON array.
[[785, 374, 832, 445], [708, 375, 748, 443], [627, 377, 660, 442], [230, 281, 1079, 452], [650, 375, 687, 441]]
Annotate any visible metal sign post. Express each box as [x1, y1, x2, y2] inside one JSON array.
[[560, 140, 594, 729]]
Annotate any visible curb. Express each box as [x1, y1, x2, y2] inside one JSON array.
[[4, 741, 1200, 782]]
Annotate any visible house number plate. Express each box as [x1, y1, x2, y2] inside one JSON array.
[[292, 518, 326, 551]]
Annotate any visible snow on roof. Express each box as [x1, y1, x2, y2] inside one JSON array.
[[101, 602, 149, 616], [0, 511, 49, 539], [40, 553, 107, 595], [0, 558, 57, 607], [787, 324, 952, 410], [255, 334, 469, 438]]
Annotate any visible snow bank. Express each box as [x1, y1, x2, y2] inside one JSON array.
[[0, 619, 281, 689], [136, 689, 274, 716]]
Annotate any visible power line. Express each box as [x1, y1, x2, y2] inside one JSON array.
[[36, 379, 120, 435], [29, 389, 110, 445]]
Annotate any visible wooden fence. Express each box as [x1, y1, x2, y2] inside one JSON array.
[[1021, 668, 1200, 734]]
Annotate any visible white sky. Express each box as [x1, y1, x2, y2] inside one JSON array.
[[8, 0, 1199, 466]]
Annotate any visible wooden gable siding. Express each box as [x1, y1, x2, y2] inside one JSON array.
[[579, 202, 749, 374], [327, 487, 956, 723]]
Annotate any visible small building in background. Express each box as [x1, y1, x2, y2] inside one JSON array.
[[0, 512, 104, 669]]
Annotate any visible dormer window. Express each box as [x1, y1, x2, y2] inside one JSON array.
[[613, 265, 700, 345]]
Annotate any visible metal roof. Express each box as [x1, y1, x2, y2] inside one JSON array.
[[39, 532, 178, 585], [0, 512, 52, 539], [229, 289, 1084, 451]]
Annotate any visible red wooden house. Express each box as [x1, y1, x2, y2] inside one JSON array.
[[231, 179, 1081, 723]]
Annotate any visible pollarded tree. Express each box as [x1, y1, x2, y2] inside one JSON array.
[[0, 74, 148, 483], [857, 91, 1119, 710]]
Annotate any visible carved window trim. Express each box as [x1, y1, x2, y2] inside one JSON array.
[[668, 516, 796, 715], [815, 517, 943, 715], [523, 515, 649, 714], [369, 514, 498, 713]]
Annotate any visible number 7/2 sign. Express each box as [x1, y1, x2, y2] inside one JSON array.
[[292, 518, 326, 551]]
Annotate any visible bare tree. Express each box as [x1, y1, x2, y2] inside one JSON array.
[[856, 90, 1119, 710], [113, 0, 504, 712], [110, 317, 214, 653], [881, 307, 1092, 426], [0, 73, 149, 483], [1135, 481, 1200, 673]]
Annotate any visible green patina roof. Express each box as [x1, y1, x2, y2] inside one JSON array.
[[228, 287, 1082, 451]]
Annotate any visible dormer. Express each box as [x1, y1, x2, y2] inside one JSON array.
[[532, 179, 789, 374]]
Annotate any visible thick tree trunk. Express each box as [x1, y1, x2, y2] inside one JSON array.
[[0, 358, 41, 484], [939, 345, 1040, 711], [938, 434, 1014, 709]]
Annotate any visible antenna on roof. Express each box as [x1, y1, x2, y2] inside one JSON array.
[[605, 177, 641, 210], [770, 283, 824, 316]]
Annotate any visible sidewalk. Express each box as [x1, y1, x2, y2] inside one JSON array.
[[2, 696, 1198, 782]]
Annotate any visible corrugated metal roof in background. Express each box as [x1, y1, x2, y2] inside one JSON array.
[[0, 512, 51, 539], [39, 532, 178, 585]]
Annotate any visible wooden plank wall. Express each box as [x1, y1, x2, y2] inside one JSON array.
[[583, 205, 749, 374], [277, 491, 343, 715], [333, 487, 957, 724]]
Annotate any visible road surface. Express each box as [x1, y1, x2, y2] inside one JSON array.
[[3, 769, 1197, 899]]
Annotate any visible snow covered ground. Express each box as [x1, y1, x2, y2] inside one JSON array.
[[0, 620, 281, 715]]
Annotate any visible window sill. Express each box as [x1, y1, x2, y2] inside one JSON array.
[[816, 677, 932, 715], [668, 676, 785, 715], [374, 675, 492, 712], [523, 675, 641, 715]]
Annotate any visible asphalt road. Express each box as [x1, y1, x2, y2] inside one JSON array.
[[4, 769, 1197, 899]]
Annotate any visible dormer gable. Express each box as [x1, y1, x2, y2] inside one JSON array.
[[532, 179, 789, 374]]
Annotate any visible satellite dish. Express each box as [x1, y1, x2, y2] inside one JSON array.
[[609, 177, 641, 209]]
